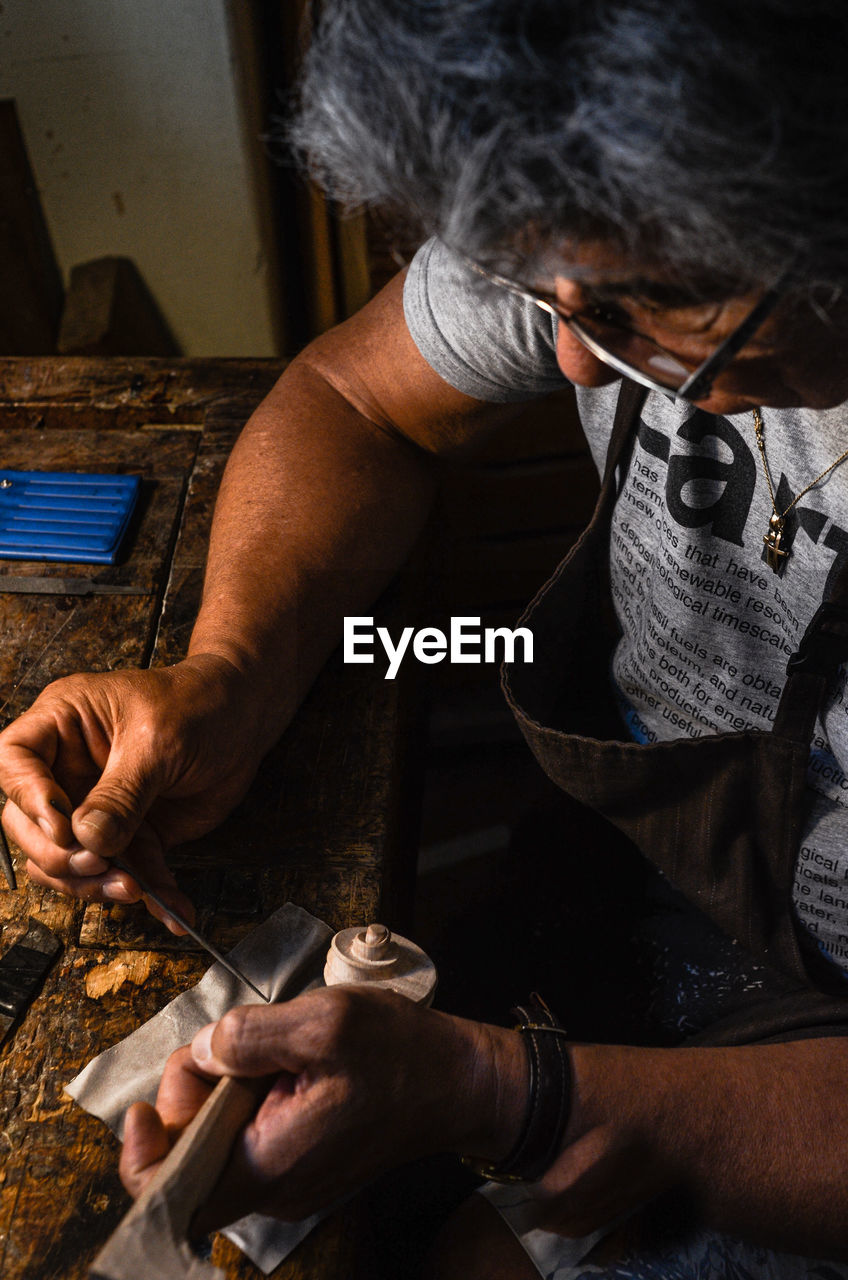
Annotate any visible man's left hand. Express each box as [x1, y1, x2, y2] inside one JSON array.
[[120, 985, 528, 1232]]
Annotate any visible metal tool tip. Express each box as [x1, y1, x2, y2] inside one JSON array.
[[246, 977, 272, 1003]]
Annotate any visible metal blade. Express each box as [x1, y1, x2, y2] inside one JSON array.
[[0, 576, 150, 596], [111, 857, 271, 1003], [0, 822, 16, 890]]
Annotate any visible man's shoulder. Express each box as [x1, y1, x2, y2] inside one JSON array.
[[403, 237, 566, 404]]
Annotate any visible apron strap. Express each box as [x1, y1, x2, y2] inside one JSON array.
[[773, 555, 848, 743], [602, 380, 649, 490]]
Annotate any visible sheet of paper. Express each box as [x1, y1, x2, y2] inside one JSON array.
[[479, 1181, 618, 1271], [68, 902, 334, 1273]]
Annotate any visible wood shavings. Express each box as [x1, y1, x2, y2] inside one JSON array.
[[85, 952, 154, 999]]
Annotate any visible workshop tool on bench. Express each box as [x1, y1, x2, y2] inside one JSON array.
[[89, 925, 437, 1280], [0, 822, 16, 889], [0, 917, 61, 1047], [110, 855, 271, 1005], [0, 575, 152, 596], [0, 470, 141, 565]]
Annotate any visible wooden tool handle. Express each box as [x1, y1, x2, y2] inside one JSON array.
[[92, 925, 437, 1279], [130, 1073, 262, 1235], [90, 1074, 264, 1280]]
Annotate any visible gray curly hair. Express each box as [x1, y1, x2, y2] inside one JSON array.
[[288, 0, 848, 296]]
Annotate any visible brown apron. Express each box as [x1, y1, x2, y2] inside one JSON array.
[[503, 380, 848, 1046]]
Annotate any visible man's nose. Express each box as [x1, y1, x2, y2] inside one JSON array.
[[555, 322, 620, 387]]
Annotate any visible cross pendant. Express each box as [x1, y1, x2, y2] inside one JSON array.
[[763, 514, 788, 572]]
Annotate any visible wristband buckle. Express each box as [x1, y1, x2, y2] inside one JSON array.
[[461, 993, 572, 1184]]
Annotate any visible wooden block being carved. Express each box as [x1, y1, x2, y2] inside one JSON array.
[[324, 922, 438, 1005], [58, 256, 180, 357]]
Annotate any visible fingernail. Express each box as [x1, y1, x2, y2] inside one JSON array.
[[76, 809, 122, 847], [191, 1023, 217, 1066], [38, 817, 57, 841], [101, 873, 133, 902], [69, 850, 109, 876]]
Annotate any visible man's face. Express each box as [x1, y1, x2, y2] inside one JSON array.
[[549, 243, 848, 415]]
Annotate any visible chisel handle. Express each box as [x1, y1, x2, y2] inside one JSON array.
[[90, 1074, 264, 1280], [90, 923, 436, 1279]]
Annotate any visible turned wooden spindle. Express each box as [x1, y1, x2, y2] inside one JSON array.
[[323, 922, 438, 1006]]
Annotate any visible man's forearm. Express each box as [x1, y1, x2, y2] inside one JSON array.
[[557, 1037, 848, 1256], [188, 353, 437, 750]]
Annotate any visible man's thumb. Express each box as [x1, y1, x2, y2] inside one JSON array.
[[72, 766, 156, 857]]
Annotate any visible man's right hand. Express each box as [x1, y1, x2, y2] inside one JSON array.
[[0, 272, 508, 933], [0, 653, 268, 931]]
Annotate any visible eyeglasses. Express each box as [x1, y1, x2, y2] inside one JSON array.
[[465, 258, 792, 402]]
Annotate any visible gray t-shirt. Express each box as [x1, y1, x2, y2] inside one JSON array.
[[405, 236, 848, 976]]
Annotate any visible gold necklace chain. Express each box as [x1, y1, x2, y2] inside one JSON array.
[[752, 407, 848, 572]]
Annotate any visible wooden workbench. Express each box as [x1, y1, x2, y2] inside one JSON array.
[[0, 358, 421, 1280]]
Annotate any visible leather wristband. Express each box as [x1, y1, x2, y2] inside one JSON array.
[[463, 992, 572, 1184]]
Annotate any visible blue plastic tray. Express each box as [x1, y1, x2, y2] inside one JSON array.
[[0, 470, 141, 564]]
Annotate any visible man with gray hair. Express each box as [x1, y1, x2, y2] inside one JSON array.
[[4, 1, 848, 1275]]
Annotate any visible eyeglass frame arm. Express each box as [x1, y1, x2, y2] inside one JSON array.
[[464, 251, 793, 402], [677, 269, 793, 401]]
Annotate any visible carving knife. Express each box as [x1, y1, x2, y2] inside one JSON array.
[[44, 802, 269, 1002], [110, 855, 271, 1003]]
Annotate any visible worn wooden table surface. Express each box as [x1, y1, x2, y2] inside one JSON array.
[[0, 359, 421, 1280]]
